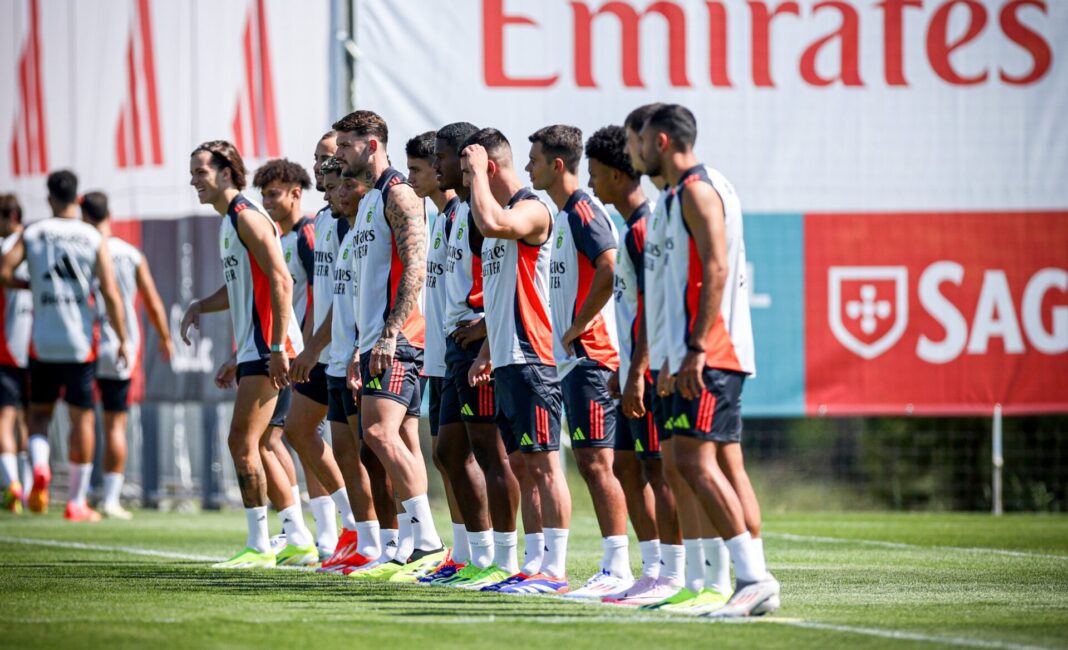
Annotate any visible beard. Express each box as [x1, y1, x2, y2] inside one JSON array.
[[642, 155, 663, 178]]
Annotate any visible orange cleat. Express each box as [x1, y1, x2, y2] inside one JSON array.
[[28, 466, 51, 514], [64, 501, 102, 522], [2, 480, 24, 514]]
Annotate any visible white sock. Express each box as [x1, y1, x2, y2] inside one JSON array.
[[683, 538, 705, 593], [702, 537, 732, 594], [753, 536, 768, 578], [290, 484, 301, 506], [329, 488, 358, 530], [602, 535, 632, 579], [355, 520, 382, 560], [724, 531, 766, 584], [468, 529, 493, 569], [18, 452, 31, 493], [396, 512, 414, 563], [309, 496, 339, 551], [102, 472, 124, 507], [68, 462, 92, 505], [0, 453, 16, 487], [522, 533, 544, 575], [659, 544, 684, 583], [451, 523, 470, 564], [542, 527, 569, 579], [28, 435, 49, 470], [379, 528, 399, 561], [245, 506, 270, 553], [639, 539, 661, 578], [492, 530, 519, 574], [279, 503, 313, 547], [401, 494, 442, 551]]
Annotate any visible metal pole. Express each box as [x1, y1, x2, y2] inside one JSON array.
[[141, 403, 160, 509], [992, 403, 1003, 516]]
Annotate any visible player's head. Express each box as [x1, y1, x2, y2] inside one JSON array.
[[0, 193, 22, 236], [313, 130, 338, 192], [189, 140, 246, 205], [434, 122, 479, 192], [526, 124, 582, 191], [641, 104, 697, 177], [585, 125, 638, 208], [46, 169, 79, 213], [332, 110, 388, 179], [405, 131, 439, 199], [79, 191, 110, 228], [460, 128, 513, 188], [624, 103, 663, 175], [253, 158, 311, 223], [320, 156, 343, 213]]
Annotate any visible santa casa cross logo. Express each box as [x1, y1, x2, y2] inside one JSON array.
[[828, 266, 908, 360]]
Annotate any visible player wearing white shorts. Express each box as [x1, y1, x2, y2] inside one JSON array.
[[80, 191, 173, 520], [0, 194, 32, 513], [0, 170, 129, 522]]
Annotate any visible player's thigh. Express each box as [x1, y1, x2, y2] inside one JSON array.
[[360, 394, 408, 441], [284, 391, 328, 443], [232, 375, 279, 439]]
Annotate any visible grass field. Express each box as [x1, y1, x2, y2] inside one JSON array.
[[1, 509, 1067, 650]]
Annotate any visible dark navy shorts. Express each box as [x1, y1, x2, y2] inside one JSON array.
[[97, 378, 131, 414], [360, 344, 424, 417], [326, 374, 359, 424], [0, 365, 28, 408], [441, 338, 496, 429], [494, 363, 562, 454], [236, 360, 292, 428], [560, 362, 616, 450], [29, 360, 95, 409], [613, 372, 662, 459], [670, 368, 745, 444], [293, 362, 329, 407]]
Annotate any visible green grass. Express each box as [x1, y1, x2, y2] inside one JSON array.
[[1, 509, 1067, 649]]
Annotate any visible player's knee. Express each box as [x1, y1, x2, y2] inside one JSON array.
[[611, 456, 640, 487], [227, 430, 254, 458], [575, 449, 612, 480]]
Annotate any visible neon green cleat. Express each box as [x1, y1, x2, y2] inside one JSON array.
[[456, 565, 511, 590], [276, 543, 319, 567], [639, 587, 698, 610], [669, 587, 731, 614], [347, 560, 405, 581], [212, 547, 276, 569], [388, 547, 448, 583], [432, 562, 484, 586]]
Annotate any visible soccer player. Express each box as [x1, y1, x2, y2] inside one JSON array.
[[0, 194, 32, 513], [180, 141, 304, 568], [583, 125, 684, 605], [79, 191, 174, 520], [407, 129, 490, 583], [0, 170, 129, 522], [333, 109, 445, 581], [641, 104, 779, 617], [461, 128, 572, 594], [527, 125, 632, 598]]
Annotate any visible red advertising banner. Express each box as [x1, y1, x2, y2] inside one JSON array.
[[805, 212, 1068, 415]]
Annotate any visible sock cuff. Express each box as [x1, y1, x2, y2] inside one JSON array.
[[683, 538, 703, 550], [493, 530, 518, 543], [603, 535, 629, 548], [544, 527, 569, 539], [400, 494, 429, 510], [469, 530, 493, 545], [309, 495, 333, 504], [525, 532, 545, 540], [639, 539, 661, 549]]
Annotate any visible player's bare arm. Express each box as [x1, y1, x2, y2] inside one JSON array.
[[0, 235, 27, 290], [677, 181, 729, 400], [136, 257, 174, 361], [180, 285, 229, 344], [290, 304, 332, 383], [468, 338, 493, 387], [237, 208, 294, 389], [562, 249, 616, 353], [622, 314, 650, 418], [96, 238, 130, 369], [463, 144, 550, 244]]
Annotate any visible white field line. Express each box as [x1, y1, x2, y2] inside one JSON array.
[[761, 619, 1054, 650], [765, 532, 1068, 561], [0, 535, 219, 562]]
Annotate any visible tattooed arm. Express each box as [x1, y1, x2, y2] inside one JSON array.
[[370, 183, 427, 375]]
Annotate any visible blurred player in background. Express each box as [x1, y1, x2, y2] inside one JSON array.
[[0, 193, 32, 513]]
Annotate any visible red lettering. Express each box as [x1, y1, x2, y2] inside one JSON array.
[[800, 1, 863, 86], [483, 0, 559, 87], [999, 0, 1052, 85], [706, 2, 731, 87], [877, 0, 923, 86], [749, 1, 801, 88], [571, 1, 690, 88], [926, 0, 989, 85]]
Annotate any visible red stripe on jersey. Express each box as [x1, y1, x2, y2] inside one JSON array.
[[685, 238, 743, 373], [576, 199, 596, 225], [468, 253, 485, 310], [575, 250, 620, 371], [515, 244, 554, 365], [248, 249, 295, 358], [388, 237, 426, 348], [301, 222, 316, 249], [697, 390, 716, 433]]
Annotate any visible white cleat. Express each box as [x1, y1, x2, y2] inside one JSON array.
[[602, 576, 682, 606], [704, 574, 781, 619], [563, 570, 633, 599], [101, 503, 134, 520]]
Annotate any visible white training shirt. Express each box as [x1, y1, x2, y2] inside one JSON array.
[[643, 187, 671, 375], [327, 217, 357, 378], [0, 235, 32, 368], [281, 216, 316, 327], [424, 196, 461, 378], [96, 236, 142, 380], [613, 202, 652, 383]]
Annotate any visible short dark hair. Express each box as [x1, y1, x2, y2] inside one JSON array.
[[320, 156, 342, 177], [320, 129, 337, 141], [80, 191, 109, 224], [253, 158, 312, 190], [529, 125, 583, 173], [645, 104, 697, 149], [624, 103, 665, 133], [0, 194, 22, 223], [437, 122, 479, 154], [332, 110, 389, 144], [46, 169, 79, 205], [585, 126, 637, 179], [406, 131, 437, 160], [460, 127, 511, 157], [191, 140, 248, 189]]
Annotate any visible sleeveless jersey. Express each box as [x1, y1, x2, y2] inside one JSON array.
[[443, 200, 484, 334], [352, 167, 426, 352], [326, 216, 355, 378], [22, 217, 104, 363], [643, 187, 671, 374], [549, 189, 620, 375], [613, 202, 651, 383], [0, 235, 32, 368], [96, 236, 143, 380], [281, 216, 316, 327], [311, 206, 340, 364], [481, 188, 555, 369], [663, 165, 755, 376], [219, 193, 303, 364], [424, 197, 460, 378]]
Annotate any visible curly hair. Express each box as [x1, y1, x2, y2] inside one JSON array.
[[319, 156, 342, 176], [585, 126, 637, 179], [253, 158, 312, 190], [332, 110, 389, 144]]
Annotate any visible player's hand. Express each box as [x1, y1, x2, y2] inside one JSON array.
[[214, 356, 238, 389], [656, 360, 675, 397], [451, 318, 486, 348], [369, 334, 396, 377], [290, 348, 317, 383], [561, 324, 584, 356], [607, 372, 621, 399], [461, 144, 489, 177], [180, 300, 201, 345], [677, 350, 705, 400], [158, 336, 175, 363], [622, 371, 647, 419], [268, 352, 291, 390], [346, 352, 363, 398], [116, 341, 131, 373], [468, 352, 493, 387]]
